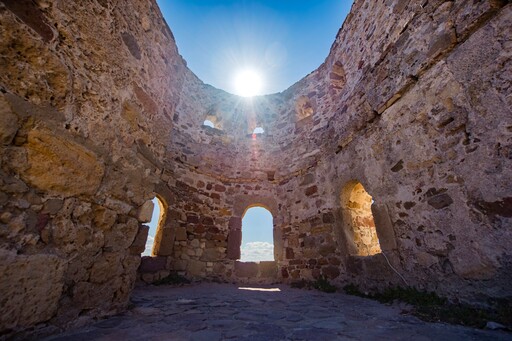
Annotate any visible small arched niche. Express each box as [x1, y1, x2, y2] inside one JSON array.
[[240, 206, 274, 262], [142, 196, 167, 256], [295, 95, 314, 121], [252, 127, 264, 134], [203, 119, 215, 128], [341, 180, 381, 256], [202, 114, 222, 130]]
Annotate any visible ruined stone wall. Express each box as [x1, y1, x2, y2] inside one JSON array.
[[162, 0, 512, 305], [1, 0, 511, 337], [0, 0, 187, 337], [275, 0, 512, 303]]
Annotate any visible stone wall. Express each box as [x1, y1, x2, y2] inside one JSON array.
[[0, 0, 184, 337], [1, 0, 511, 338]]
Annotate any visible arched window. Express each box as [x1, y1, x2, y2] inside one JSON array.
[[252, 127, 264, 134], [203, 119, 215, 128], [142, 196, 164, 256], [341, 181, 381, 256], [240, 206, 274, 262]]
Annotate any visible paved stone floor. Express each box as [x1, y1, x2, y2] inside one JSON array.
[[44, 283, 510, 340]]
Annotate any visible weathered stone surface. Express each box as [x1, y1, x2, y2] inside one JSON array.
[[0, 250, 66, 330], [227, 229, 242, 260], [3, 0, 55, 42], [13, 128, 104, 197], [0, 95, 19, 145], [90, 252, 123, 284], [259, 261, 278, 278], [139, 256, 167, 273], [130, 224, 150, 254], [137, 200, 155, 223], [104, 218, 139, 251], [235, 261, 258, 278], [188, 260, 206, 276]]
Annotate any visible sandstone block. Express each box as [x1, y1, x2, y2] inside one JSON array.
[[0, 250, 66, 331], [200, 248, 222, 262], [175, 227, 187, 241], [0, 95, 19, 145], [235, 261, 258, 278], [42, 198, 64, 215], [130, 224, 149, 254], [72, 281, 116, 310], [137, 200, 155, 223], [90, 252, 123, 284], [13, 128, 104, 197], [139, 256, 167, 273], [188, 260, 206, 276], [104, 218, 139, 251], [259, 261, 278, 278], [227, 229, 241, 260], [92, 205, 117, 230]]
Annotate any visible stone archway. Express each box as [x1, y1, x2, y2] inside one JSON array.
[[240, 206, 275, 262], [228, 196, 279, 260]]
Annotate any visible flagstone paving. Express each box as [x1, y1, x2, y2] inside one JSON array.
[[43, 283, 510, 340]]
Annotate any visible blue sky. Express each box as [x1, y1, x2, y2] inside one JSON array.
[[240, 207, 274, 261], [156, 0, 353, 95]]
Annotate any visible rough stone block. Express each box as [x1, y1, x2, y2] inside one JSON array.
[[188, 260, 206, 276], [175, 227, 187, 241], [322, 265, 341, 279], [259, 261, 278, 278], [235, 261, 258, 278], [0, 250, 66, 331], [90, 252, 123, 284], [13, 127, 105, 197], [139, 256, 167, 273], [201, 248, 222, 262], [156, 226, 176, 256], [371, 204, 397, 251], [0, 95, 19, 145], [137, 200, 155, 223], [227, 229, 241, 260], [130, 224, 150, 255]]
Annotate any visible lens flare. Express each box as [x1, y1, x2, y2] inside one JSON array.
[[234, 69, 263, 97]]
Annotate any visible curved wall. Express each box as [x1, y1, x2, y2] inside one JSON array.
[[0, 0, 511, 337]]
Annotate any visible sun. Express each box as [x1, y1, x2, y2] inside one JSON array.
[[234, 69, 263, 97]]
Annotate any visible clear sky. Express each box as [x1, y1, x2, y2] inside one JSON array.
[[156, 0, 353, 95]]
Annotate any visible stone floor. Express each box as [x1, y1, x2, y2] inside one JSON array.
[[44, 283, 510, 341]]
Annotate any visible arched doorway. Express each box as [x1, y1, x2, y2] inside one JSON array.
[[142, 196, 165, 256], [240, 206, 274, 262]]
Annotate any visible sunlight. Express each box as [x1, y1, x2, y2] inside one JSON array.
[[234, 69, 263, 97], [238, 287, 281, 292]]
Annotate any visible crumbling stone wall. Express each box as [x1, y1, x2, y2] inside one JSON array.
[[1, 0, 511, 338], [0, 0, 185, 337]]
